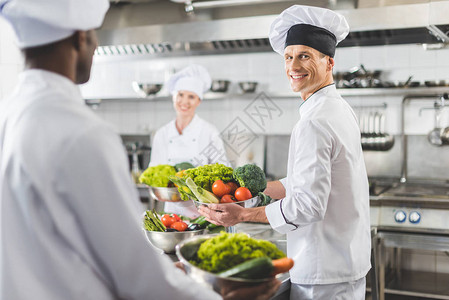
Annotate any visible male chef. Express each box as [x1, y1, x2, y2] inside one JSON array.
[[0, 0, 280, 299], [199, 5, 371, 300]]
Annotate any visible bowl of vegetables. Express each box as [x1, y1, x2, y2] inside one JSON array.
[[140, 163, 195, 202], [175, 233, 294, 293], [149, 186, 182, 202], [169, 163, 272, 207], [143, 210, 206, 253]]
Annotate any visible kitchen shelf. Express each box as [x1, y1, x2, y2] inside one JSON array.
[[385, 269, 449, 299], [84, 86, 449, 103]]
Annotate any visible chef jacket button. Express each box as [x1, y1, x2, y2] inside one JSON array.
[[169, 140, 172, 143], [192, 138, 196, 142], [168, 159, 171, 162]]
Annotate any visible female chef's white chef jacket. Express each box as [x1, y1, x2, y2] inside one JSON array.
[[0, 69, 221, 300], [265, 84, 371, 285], [150, 115, 230, 217]]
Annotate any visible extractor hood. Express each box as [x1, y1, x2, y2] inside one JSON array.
[[95, 1, 449, 58]]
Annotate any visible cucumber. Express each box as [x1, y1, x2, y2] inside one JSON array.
[[190, 216, 209, 228], [185, 177, 219, 203], [217, 257, 273, 279]]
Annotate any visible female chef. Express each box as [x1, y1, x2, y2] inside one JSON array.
[[149, 64, 230, 218]]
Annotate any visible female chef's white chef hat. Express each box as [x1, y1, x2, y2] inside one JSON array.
[[269, 5, 349, 57], [167, 64, 212, 100], [0, 0, 109, 49]]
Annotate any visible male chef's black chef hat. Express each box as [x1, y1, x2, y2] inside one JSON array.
[[167, 64, 212, 100], [0, 0, 109, 49], [269, 5, 349, 57]]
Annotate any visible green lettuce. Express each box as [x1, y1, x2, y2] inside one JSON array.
[[190, 232, 285, 273], [139, 164, 176, 187]]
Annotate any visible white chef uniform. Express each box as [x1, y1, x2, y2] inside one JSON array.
[[150, 65, 230, 218], [265, 5, 371, 299], [150, 115, 230, 218], [265, 84, 371, 290], [0, 69, 221, 300], [0, 0, 221, 298]]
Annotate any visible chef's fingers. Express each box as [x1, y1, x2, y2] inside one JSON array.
[[174, 261, 186, 273], [198, 206, 225, 225], [221, 278, 281, 300]]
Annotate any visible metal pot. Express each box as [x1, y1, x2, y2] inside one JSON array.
[[210, 80, 230, 92], [132, 82, 163, 97], [238, 81, 258, 93], [440, 127, 449, 145], [428, 127, 443, 146]]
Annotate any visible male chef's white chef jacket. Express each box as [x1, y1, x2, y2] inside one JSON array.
[[265, 84, 371, 285], [0, 69, 221, 300], [150, 115, 230, 217]]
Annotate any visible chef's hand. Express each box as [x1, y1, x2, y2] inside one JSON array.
[[220, 277, 281, 300], [174, 261, 185, 273], [198, 203, 244, 227]]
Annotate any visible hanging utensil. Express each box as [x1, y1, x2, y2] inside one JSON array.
[[428, 107, 443, 146]]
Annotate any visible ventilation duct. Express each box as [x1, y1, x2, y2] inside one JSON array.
[[95, 2, 449, 58]]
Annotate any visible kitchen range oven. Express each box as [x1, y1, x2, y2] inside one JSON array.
[[370, 180, 449, 300]]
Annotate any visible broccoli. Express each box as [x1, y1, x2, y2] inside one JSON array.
[[233, 164, 267, 196]]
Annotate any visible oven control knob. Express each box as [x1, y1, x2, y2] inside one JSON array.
[[409, 211, 421, 224], [394, 210, 406, 223]]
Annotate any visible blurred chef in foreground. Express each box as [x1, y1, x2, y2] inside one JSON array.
[[199, 5, 371, 300], [150, 64, 230, 218], [0, 0, 279, 299]]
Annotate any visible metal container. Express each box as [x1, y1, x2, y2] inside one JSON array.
[[175, 234, 275, 294], [440, 127, 449, 145], [132, 82, 163, 97], [191, 195, 260, 209], [145, 229, 206, 253], [238, 81, 258, 93], [210, 80, 230, 93], [149, 186, 182, 202]]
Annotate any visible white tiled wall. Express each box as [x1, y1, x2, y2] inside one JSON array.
[[80, 43, 449, 139], [0, 18, 23, 100]]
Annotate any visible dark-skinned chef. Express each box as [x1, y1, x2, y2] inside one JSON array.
[[0, 0, 280, 299]]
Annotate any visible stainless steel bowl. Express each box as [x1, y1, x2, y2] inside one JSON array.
[[238, 81, 258, 93], [191, 195, 261, 209], [132, 82, 163, 97], [175, 234, 274, 293], [210, 80, 230, 93], [145, 229, 206, 253], [149, 186, 182, 202]]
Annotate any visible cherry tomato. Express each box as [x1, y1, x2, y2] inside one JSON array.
[[226, 182, 239, 194], [221, 194, 236, 203], [160, 214, 176, 227], [212, 180, 231, 197], [235, 187, 252, 201], [171, 221, 188, 232], [172, 214, 181, 222]]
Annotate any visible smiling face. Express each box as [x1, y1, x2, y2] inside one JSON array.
[[284, 44, 335, 100], [173, 90, 201, 117]]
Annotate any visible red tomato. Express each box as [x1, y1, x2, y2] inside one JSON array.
[[221, 194, 236, 203], [171, 221, 188, 232], [235, 187, 252, 201], [226, 182, 239, 194], [172, 214, 181, 222], [212, 180, 231, 197], [160, 214, 176, 227]]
